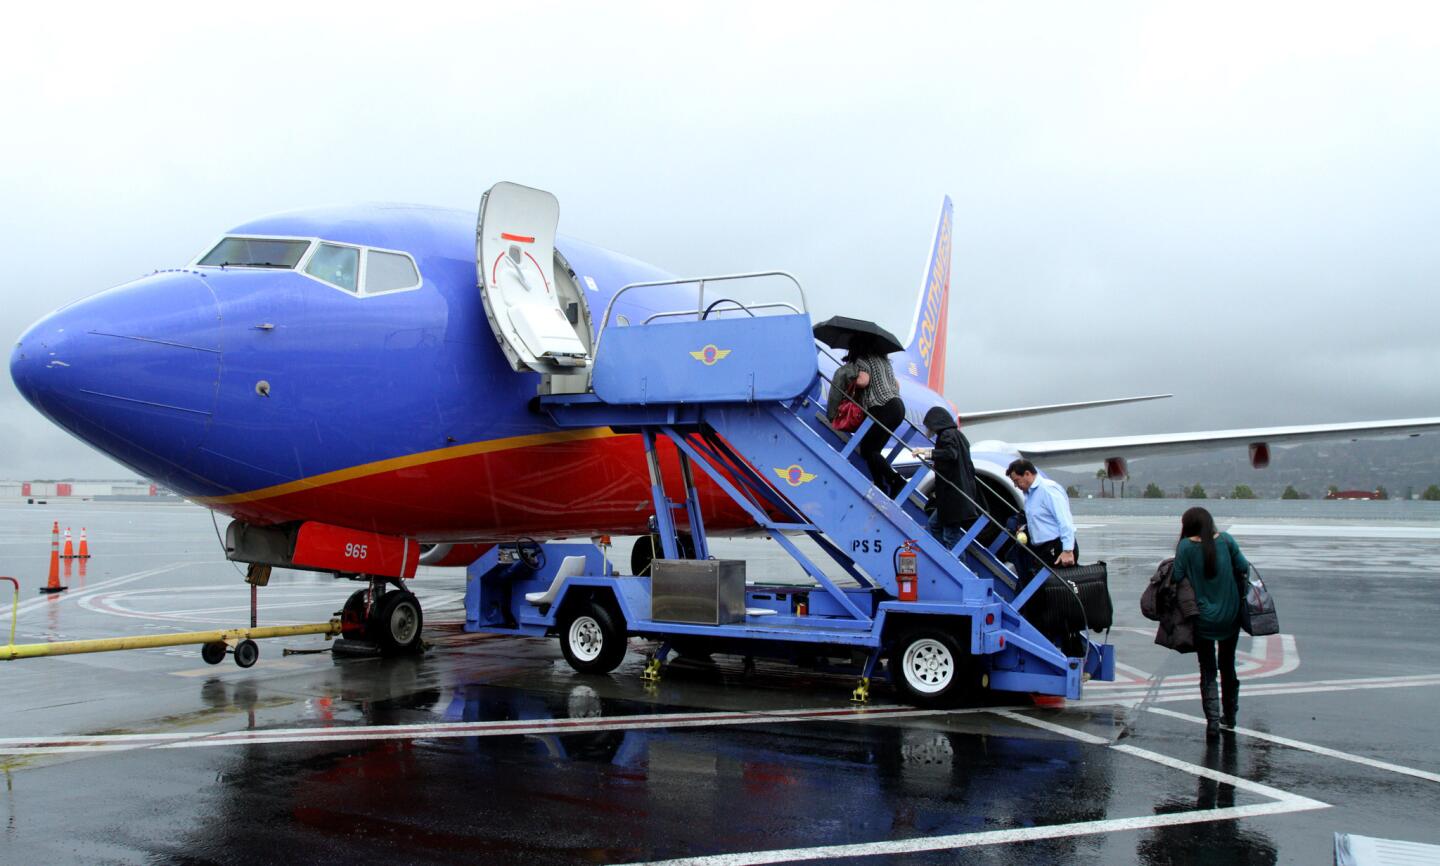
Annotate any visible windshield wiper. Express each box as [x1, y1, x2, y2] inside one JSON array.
[[219, 262, 291, 269]]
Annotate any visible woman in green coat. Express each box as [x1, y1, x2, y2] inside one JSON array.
[[1173, 506, 1250, 737]]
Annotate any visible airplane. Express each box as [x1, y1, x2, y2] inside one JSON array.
[[11, 182, 1440, 653]]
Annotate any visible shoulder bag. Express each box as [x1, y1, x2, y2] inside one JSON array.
[[1236, 563, 1280, 636]]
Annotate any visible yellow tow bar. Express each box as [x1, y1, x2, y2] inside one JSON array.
[[0, 620, 341, 662], [0, 572, 341, 667]]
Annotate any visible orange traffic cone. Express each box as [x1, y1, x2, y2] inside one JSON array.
[[41, 524, 67, 594], [61, 527, 75, 560], [78, 527, 90, 559]]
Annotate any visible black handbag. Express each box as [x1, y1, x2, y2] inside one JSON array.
[[1237, 565, 1279, 636]]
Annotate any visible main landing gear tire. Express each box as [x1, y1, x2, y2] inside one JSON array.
[[560, 601, 628, 674], [631, 533, 697, 576], [892, 627, 975, 709]]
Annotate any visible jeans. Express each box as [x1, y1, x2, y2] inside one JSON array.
[[928, 511, 965, 552]]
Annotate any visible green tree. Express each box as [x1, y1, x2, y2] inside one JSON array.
[[1231, 484, 1257, 500], [1187, 484, 1208, 499], [1327, 485, 1340, 497], [1095, 468, 1108, 498], [1281, 485, 1301, 500], [1143, 482, 1165, 499], [1423, 484, 1440, 501], [1375, 486, 1389, 500], [1065, 484, 1080, 498]]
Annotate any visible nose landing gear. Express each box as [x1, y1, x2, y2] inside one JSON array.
[[337, 576, 425, 656]]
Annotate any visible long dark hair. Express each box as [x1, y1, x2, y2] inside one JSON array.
[[844, 334, 876, 364], [1180, 506, 1218, 578]]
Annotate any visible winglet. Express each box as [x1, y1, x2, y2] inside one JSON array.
[[900, 196, 954, 394]]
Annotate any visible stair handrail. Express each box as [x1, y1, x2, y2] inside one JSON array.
[[811, 349, 1100, 664], [644, 300, 802, 324], [593, 271, 808, 364], [811, 345, 1059, 589]]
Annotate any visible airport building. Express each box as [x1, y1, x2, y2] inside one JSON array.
[[4, 480, 162, 498]]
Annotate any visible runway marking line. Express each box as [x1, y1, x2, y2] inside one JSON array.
[[1081, 673, 1440, 707], [3, 673, 1437, 754], [632, 710, 1328, 866], [11, 563, 199, 620], [9, 674, 1439, 860], [1146, 706, 1440, 784], [0, 705, 949, 753]]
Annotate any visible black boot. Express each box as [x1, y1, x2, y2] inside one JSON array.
[[1221, 679, 1239, 729], [1200, 674, 1221, 740]]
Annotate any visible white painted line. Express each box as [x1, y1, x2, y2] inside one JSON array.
[[630, 801, 1323, 866], [1079, 673, 1440, 706], [11, 563, 198, 619], [1147, 706, 1440, 784], [0, 704, 947, 755], [990, 709, 1109, 744], [635, 709, 1328, 866], [1110, 743, 1326, 805], [1227, 524, 1440, 539], [6, 672, 1437, 755], [998, 709, 1325, 805]]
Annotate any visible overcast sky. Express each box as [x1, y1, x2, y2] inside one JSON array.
[[2, 1, 1437, 478]]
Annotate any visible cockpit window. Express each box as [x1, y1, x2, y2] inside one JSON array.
[[365, 250, 420, 293], [304, 243, 360, 292], [198, 237, 310, 268]]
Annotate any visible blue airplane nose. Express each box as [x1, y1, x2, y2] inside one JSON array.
[[11, 270, 222, 487]]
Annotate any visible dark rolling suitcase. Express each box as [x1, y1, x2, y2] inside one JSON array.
[[1029, 562, 1114, 634]]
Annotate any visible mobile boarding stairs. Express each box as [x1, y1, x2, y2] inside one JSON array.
[[463, 275, 1115, 706]]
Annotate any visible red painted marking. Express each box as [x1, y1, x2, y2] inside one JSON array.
[[522, 250, 552, 293], [500, 232, 535, 243], [488, 250, 553, 295]]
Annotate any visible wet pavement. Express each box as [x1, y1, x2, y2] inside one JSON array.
[[1, 499, 1438, 864]]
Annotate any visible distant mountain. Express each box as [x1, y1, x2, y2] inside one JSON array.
[[1046, 436, 1440, 499]]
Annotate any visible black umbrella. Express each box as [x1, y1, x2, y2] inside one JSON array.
[[811, 315, 904, 355]]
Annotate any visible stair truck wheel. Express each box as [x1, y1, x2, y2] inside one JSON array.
[[892, 627, 971, 708], [375, 590, 424, 655], [233, 639, 259, 669], [560, 601, 628, 674]]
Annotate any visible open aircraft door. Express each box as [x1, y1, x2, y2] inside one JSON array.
[[477, 182, 590, 375]]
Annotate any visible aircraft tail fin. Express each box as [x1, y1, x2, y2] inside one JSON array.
[[899, 196, 954, 395]]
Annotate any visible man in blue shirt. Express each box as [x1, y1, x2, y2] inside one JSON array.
[[1006, 459, 1078, 582]]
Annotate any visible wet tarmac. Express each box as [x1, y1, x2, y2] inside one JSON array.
[[2, 499, 1438, 864]]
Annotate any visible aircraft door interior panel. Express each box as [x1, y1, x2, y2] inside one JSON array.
[[477, 181, 591, 374]]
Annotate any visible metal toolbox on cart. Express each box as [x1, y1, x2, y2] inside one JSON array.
[[650, 559, 746, 625]]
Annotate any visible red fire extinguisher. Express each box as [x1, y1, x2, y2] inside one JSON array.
[[895, 540, 918, 602]]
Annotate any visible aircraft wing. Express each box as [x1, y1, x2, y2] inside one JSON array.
[[1012, 417, 1440, 467], [962, 394, 1172, 425]]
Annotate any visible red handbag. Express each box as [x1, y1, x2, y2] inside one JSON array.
[[834, 384, 865, 432]]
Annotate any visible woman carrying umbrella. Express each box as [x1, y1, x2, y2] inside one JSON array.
[[814, 317, 907, 497]]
